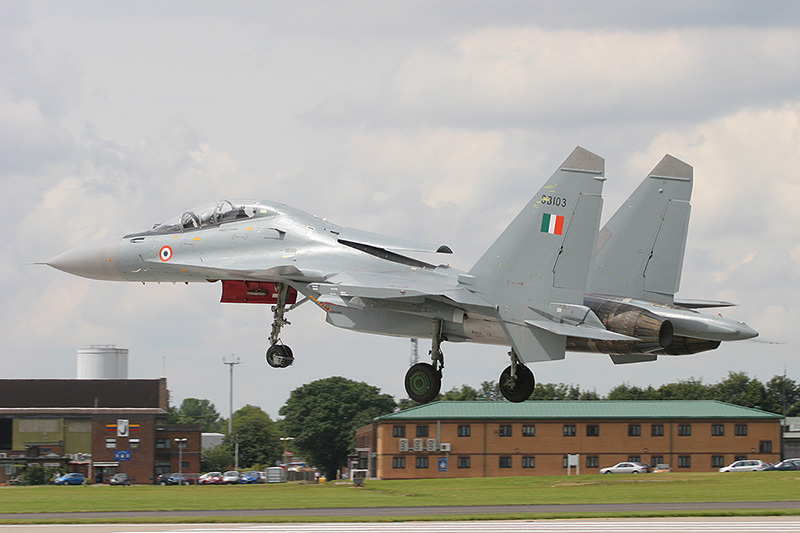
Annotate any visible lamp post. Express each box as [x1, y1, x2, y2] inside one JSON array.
[[174, 437, 188, 484], [279, 436, 294, 466]]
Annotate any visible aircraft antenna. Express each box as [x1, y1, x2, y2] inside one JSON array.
[[410, 338, 419, 366]]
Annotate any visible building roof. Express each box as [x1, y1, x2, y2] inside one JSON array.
[[0, 379, 167, 409], [377, 400, 782, 421]]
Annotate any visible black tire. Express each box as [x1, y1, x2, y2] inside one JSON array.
[[266, 344, 293, 368], [404, 363, 442, 404], [499, 364, 535, 402]]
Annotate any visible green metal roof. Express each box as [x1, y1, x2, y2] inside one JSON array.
[[378, 401, 782, 421]]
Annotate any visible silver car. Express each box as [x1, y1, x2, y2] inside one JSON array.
[[719, 459, 769, 472], [599, 462, 648, 474], [222, 470, 242, 484]]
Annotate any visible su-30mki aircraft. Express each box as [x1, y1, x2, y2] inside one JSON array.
[[46, 147, 758, 403]]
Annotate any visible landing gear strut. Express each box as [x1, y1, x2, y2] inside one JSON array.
[[265, 283, 295, 368], [499, 349, 535, 402], [404, 320, 445, 403]]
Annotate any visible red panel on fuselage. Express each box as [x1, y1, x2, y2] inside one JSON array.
[[220, 281, 298, 304]]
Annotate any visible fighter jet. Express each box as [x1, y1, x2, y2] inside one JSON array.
[[45, 147, 757, 403]]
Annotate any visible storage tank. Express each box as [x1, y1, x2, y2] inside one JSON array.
[[77, 345, 129, 379]]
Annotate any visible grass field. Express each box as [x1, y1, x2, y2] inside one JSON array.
[[1, 471, 799, 517]]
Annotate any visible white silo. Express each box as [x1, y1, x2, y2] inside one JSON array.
[[77, 345, 129, 379]]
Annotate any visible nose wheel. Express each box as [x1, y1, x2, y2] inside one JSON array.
[[265, 283, 301, 369]]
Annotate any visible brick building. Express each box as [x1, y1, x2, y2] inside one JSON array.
[[0, 379, 200, 484], [356, 400, 782, 479]]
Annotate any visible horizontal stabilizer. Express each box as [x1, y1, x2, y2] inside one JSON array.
[[674, 298, 737, 309], [610, 354, 658, 364], [526, 319, 638, 341]]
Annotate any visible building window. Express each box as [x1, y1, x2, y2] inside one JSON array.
[[392, 425, 405, 438], [522, 456, 535, 469], [735, 455, 747, 461], [155, 438, 170, 449], [499, 425, 512, 437], [586, 425, 599, 437], [586, 456, 599, 468], [457, 456, 471, 469], [735, 424, 748, 436], [760, 440, 773, 453], [499, 456, 512, 468], [105, 438, 116, 449], [457, 425, 471, 437], [628, 456, 641, 463], [416, 425, 429, 438], [522, 425, 536, 437], [416, 456, 429, 469], [651, 424, 664, 437], [711, 456, 725, 468], [678, 424, 692, 436], [678, 456, 691, 468], [628, 424, 641, 437], [129, 438, 140, 449], [392, 457, 405, 469], [563, 425, 576, 437], [711, 424, 725, 436], [651, 455, 664, 466]]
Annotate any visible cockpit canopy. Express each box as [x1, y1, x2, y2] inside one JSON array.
[[150, 200, 277, 234]]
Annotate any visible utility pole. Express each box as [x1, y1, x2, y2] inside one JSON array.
[[222, 356, 241, 468]]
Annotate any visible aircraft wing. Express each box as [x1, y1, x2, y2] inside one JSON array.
[[309, 270, 498, 316], [337, 228, 453, 254]]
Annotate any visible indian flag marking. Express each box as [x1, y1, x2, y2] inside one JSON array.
[[541, 213, 565, 235]]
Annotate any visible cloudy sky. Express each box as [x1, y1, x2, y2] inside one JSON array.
[[3, 1, 799, 420]]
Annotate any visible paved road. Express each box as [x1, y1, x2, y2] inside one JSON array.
[[0, 501, 799, 520]]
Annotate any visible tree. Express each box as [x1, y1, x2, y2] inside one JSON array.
[[764, 375, 800, 416], [440, 384, 480, 401], [224, 404, 281, 468], [171, 398, 225, 433], [655, 378, 713, 400], [713, 371, 767, 409], [279, 377, 396, 479], [201, 443, 234, 472]]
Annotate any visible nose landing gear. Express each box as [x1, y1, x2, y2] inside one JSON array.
[[264, 283, 299, 368]]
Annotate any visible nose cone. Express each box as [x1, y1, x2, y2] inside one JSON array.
[[47, 237, 124, 281]]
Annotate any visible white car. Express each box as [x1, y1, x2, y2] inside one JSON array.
[[718, 459, 769, 472], [599, 462, 648, 474], [222, 470, 242, 484]]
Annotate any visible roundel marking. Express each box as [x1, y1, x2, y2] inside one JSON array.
[[159, 246, 173, 262]]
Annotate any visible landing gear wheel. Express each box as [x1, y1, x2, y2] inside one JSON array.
[[404, 362, 442, 404], [266, 344, 294, 368], [499, 364, 535, 402]]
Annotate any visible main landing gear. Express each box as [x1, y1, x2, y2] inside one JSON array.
[[404, 320, 445, 404], [499, 349, 535, 402], [265, 284, 297, 368]]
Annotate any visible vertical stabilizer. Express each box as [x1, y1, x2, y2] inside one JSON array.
[[468, 147, 606, 362], [589, 154, 692, 304]]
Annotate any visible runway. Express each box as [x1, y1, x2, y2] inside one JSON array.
[[1, 500, 799, 520], [3, 518, 800, 533]]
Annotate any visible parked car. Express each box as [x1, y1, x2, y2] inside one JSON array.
[[166, 473, 199, 485], [198, 471, 223, 485], [599, 462, 649, 474], [652, 464, 672, 473], [54, 473, 85, 485], [222, 470, 242, 484], [108, 473, 133, 486], [763, 459, 800, 471], [241, 471, 262, 484], [156, 473, 174, 485], [718, 459, 770, 472]]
